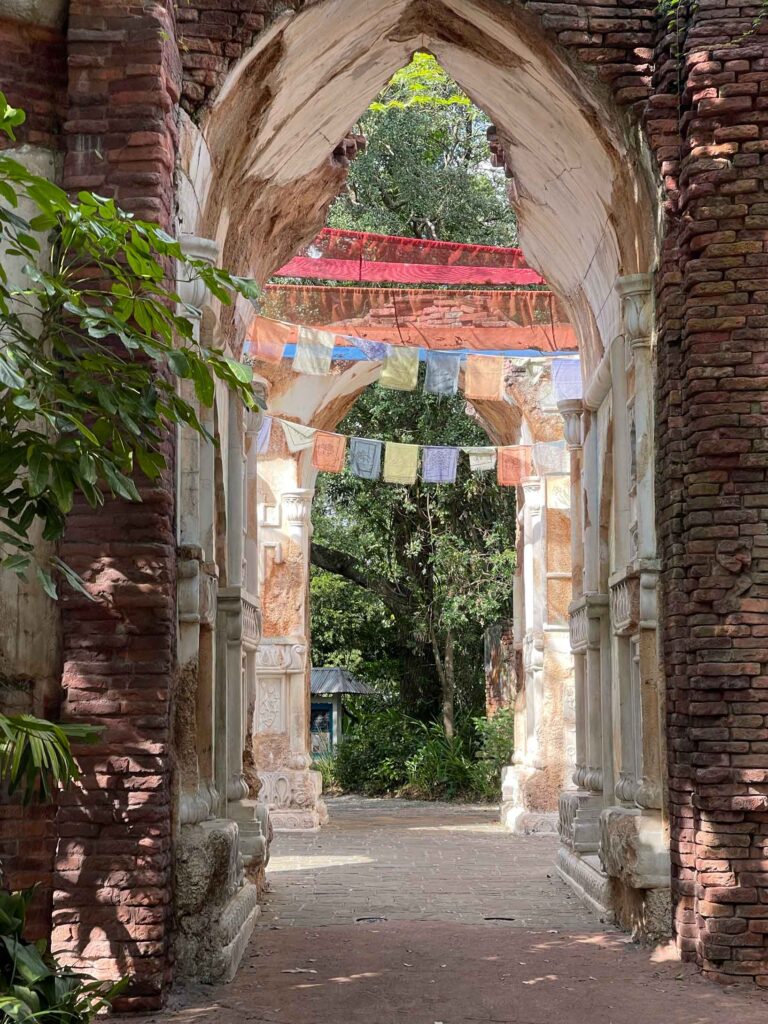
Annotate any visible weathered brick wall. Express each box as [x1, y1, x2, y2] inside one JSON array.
[[52, 2, 181, 1010], [2, 0, 768, 1000], [0, 16, 66, 150], [654, 7, 768, 984]]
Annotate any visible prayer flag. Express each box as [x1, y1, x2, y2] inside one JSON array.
[[464, 354, 505, 401], [313, 431, 347, 473], [379, 346, 419, 392], [356, 338, 388, 361], [248, 316, 292, 364], [422, 446, 459, 484], [293, 325, 335, 375], [349, 438, 383, 480], [281, 419, 316, 453], [256, 415, 272, 455], [551, 357, 582, 402], [497, 445, 533, 487], [424, 352, 461, 396], [533, 440, 569, 475], [463, 446, 497, 473], [383, 442, 419, 484]]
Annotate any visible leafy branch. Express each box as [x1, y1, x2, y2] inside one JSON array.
[[0, 92, 262, 596]]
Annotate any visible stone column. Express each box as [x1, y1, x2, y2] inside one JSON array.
[[597, 275, 670, 940], [253, 475, 326, 831], [172, 234, 261, 984]]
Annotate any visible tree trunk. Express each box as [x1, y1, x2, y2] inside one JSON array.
[[430, 625, 455, 738], [442, 631, 455, 738]]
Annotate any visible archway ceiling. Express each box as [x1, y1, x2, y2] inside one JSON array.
[[209, 0, 658, 378]]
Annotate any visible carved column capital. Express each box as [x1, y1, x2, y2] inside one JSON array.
[[282, 489, 314, 542], [616, 273, 653, 349], [557, 398, 584, 450], [177, 234, 220, 313], [521, 477, 543, 514]]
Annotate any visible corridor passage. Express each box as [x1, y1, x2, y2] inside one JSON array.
[[137, 798, 768, 1024]]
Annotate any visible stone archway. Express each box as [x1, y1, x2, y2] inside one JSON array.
[[2, 0, 765, 1001], [185, 0, 664, 942]]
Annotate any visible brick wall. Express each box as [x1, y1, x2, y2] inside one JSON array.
[[52, 2, 181, 1010], [654, 8, 768, 984], [0, 16, 66, 150], [3, 0, 768, 997]]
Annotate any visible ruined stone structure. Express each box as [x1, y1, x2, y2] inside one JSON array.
[[2, 0, 768, 1005]]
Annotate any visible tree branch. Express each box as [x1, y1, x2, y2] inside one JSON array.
[[311, 542, 413, 614]]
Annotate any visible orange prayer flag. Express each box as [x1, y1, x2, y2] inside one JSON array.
[[312, 431, 347, 473], [464, 354, 505, 401], [248, 316, 296, 364], [497, 446, 533, 487]]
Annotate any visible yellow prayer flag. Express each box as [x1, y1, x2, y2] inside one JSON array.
[[383, 442, 419, 484], [379, 347, 419, 391], [464, 354, 505, 401]]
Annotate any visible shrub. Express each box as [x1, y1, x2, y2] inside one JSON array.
[[333, 706, 423, 796], [0, 887, 125, 1022], [332, 705, 515, 802]]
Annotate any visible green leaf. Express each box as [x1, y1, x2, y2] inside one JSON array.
[[135, 447, 165, 480], [2, 554, 30, 575], [222, 356, 253, 384], [35, 566, 58, 600]]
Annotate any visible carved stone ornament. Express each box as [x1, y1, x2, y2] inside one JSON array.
[[282, 490, 313, 538], [557, 398, 583, 450], [177, 234, 219, 313], [616, 273, 653, 349], [609, 569, 639, 636], [522, 478, 543, 514], [254, 640, 307, 673], [569, 594, 608, 653]]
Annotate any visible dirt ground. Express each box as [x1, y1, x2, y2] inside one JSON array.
[[127, 798, 768, 1024]]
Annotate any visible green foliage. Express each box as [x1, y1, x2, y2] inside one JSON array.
[[0, 714, 100, 804], [312, 376, 516, 722], [333, 707, 424, 796], [309, 569, 400, 689], [0, 887, 125, 1022], [0, 92, 261, 594], [329, 704, 514, 802], [328, 53, 517, 246]]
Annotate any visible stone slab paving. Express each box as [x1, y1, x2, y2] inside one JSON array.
[[128, 796, 768, 1024], [261, 795, 600, 931]]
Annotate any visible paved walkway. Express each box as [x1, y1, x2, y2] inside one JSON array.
[[136, 797, 768, 1024]]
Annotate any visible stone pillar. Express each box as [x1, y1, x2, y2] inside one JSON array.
[[597, 275, 669, 939], [253, 470, 326, 830], [556, 400, 612, 918], [502, 450, 574, 835], [172, 234, 263, 984]]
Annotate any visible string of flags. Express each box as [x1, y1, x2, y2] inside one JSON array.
[[256, 415, 570, 487], [249, 315, 581, 402]]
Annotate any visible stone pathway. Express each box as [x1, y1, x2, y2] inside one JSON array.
[[133, 797, 768, 1024]]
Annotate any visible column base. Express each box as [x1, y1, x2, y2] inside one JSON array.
[[500, 763, 558, 835], [259, 768, 328, 832], [558, 787, 601, 852], [556, 845, 613, 921], [227, 798, 273, 894], [174, 819, 260, 984], [599, 806, 671, 942]]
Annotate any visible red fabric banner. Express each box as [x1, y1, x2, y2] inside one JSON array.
[[282, 227, 537, 268], [262, 285, 577, 352], [274, 255, 545, 287]]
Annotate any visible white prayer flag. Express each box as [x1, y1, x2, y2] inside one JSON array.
[[281, 420, 317, 452], [462, 446, 497, 473], [293, 325, 335, 375]]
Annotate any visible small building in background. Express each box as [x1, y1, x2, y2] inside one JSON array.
[[310, 667, 376, 755]]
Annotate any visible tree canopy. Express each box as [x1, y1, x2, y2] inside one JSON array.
[[310, 55, 519, 732], [328, 54, 518, 246]]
